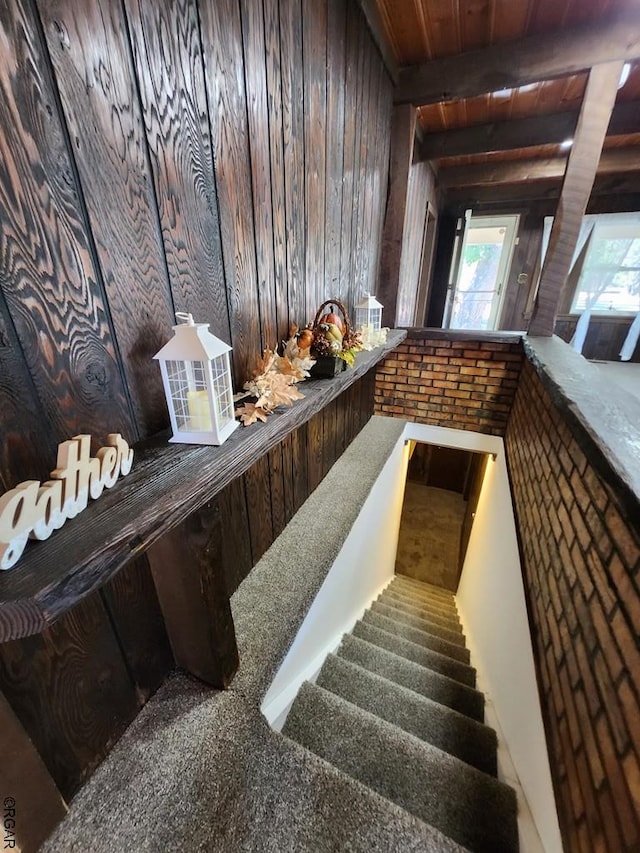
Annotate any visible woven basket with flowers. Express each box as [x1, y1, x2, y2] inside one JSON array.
[[306, 299, 363, 378]]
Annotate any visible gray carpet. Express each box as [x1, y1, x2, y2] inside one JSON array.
[[337, 633, 485, 721], [48, 417, 465, 853], [370, 599, 466, 646], [352, 620, 477, 686], [283, 682, 517, 853], [43, 419, 517, 852], [283, 576, 518, 852]]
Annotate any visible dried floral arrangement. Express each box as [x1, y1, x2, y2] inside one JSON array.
[[310, 299, 363, 367], [234, 327, 315, 426]]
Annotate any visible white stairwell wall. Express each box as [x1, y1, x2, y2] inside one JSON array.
[[404, 422, 563, 853], [261, 436, 411, 730], [262, 419, 562, 852]]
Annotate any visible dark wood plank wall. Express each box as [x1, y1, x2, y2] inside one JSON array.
[[0, 0, 392, 804], [396, 161, 436, 326]]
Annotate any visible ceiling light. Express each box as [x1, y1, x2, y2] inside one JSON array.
[[618, 62, 631, 89], [560, 138, 573, 150]]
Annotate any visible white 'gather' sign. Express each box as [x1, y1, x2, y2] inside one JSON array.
[[0, 434, 133, 571]]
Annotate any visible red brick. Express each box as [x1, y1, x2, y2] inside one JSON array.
[[575, 750, 607, 850], [597, 717, 640, 848], [608, 552, 640, 635], [605, 503, 640, 570], [597, 787, 624, 853], [593, 650, 629, 754], [574, 690, 605, 788]]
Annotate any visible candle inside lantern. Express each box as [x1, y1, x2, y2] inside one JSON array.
[[187, 389, 212, 431]]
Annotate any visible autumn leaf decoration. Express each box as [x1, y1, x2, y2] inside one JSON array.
[[234, 326, 315, 426]]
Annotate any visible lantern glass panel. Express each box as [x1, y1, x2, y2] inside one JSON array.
[[211, 353, 234, 428], [355, 307, 367, 328], [371, 307, 382, 331], [166, 359, 212, 432]]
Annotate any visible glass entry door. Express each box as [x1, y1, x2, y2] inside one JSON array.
[[445, 214, 520, 331]]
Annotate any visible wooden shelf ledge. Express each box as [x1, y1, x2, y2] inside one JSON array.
[[0, 331, 406, 642]]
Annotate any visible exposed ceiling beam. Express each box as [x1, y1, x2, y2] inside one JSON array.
[[395, 12, 640, 106], [529, 61, 623, 335], [418, 102, 640, 161], [438, 147, 640, 188], [444, 172, 640, 205]]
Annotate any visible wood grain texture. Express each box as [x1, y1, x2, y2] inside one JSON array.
[[280, 0, 307, 326], [280, 431, 296, 524], [338, 0, 360, 308], [199, 0, 261, 386], [263, 0, 289, 343], [148, 500, 238, 687], [0, 593, 138, 799], [325, 0, 346, 299], [100, 555, 173, 702], [268, 442, 286, 539], [0, 333, 405, 641], [124, 0, 230, 343], [0, 291, 53, 488], [0, 690, 67, 851], [241, 0, 278, 352], [38, 0, 175, 437], [349, 14, 368, 308], [358, 35, 378, 299], [218, 476, 253, 595], [244, 454, 274, 564], [377, 104, 417, 326], [530, 62, 624, 336], [291, 420, 310, 514], [395, 11, 640, 106], [397, 161, 430, 326], [303, 0, 327, 322], [0, 0, 135, 448], [307, 410, 324, 494]]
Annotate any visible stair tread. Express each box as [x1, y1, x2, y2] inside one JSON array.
[[380, 591, 461, 628], [387, 584, 459, 616], [283, 682, 518, 853], [392, 575, 456, 607], [338, 634, 484, 722], [352, 621, 476, 688], [394, 575, 458, 601], [317, 654, 497, 776], [363, 610, 470, 664], [371, 601, 465, 646]]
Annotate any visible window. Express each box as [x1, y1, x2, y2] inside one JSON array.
[[543, 212, 640, 314]]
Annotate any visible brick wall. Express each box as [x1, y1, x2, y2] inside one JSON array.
[[374, 332, 523, 436], [506, 360, 640, 852]]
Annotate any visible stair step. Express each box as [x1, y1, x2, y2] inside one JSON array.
[[316, 654, 497, 775], [388, 583, 459, 617], [283, 683, 518, 853], [338, 634, 484, 722], [379, 592, 461, 631], [394, 575, 457, 604], [381, 590, 461, 627], [363, 611, 470, 664], [371, 601, 465, 647], [352, 621, 476, 688]]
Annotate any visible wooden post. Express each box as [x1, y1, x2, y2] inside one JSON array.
[[528, 61, 624, 337], [0, 691, 67, 852], [147, 500, 239, 688], [377, 104, 417, 327]]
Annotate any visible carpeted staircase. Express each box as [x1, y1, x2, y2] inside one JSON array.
[[283, 574, 519, 853]]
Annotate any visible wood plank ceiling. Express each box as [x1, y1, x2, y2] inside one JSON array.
[[374, 0, 640, 201]]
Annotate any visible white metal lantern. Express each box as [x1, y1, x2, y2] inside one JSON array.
[[355, 292, 383, 333], [153, 313, 239, 446]]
